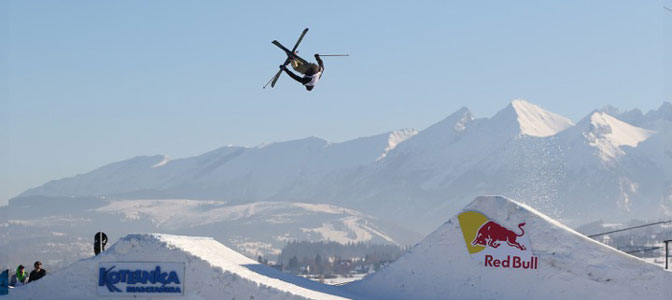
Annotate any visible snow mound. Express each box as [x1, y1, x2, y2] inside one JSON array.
[[8, 234, 364, 300], [511, 99, 575, 137], [345, 195, 671, 300]]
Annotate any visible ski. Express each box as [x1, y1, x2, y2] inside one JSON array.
[[272, 40, 308, 65], [292, 28, 309, 54], [264, 28, 310, 88]]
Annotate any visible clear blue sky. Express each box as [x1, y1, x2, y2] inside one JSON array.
[[3, 1, 670, 205]]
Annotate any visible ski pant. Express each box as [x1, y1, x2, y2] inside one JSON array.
[[291, 60, 320, 76]]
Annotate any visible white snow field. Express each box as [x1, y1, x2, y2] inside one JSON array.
[[345, 196, 671, 300], [9, 196, 671, 299]]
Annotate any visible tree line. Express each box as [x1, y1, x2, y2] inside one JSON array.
[[268, 241, 408, 276]]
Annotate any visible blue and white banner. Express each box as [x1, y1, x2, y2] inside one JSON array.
[[97, 262, 185, 296]]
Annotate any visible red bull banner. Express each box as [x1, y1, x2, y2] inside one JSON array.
[[458, 211, 538, 270]]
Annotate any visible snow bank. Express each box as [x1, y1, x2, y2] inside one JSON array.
[[345, 195, 671, 300], [8, 234, 364, 300]]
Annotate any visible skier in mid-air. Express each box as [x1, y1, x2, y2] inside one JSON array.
[[279, 53, 324, 91]]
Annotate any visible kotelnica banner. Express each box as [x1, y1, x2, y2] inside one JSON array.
[[97, 262, 185, 296]]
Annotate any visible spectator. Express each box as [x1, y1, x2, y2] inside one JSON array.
[[28, 261, 47, 283], [94, 232, 108, 255], [0, 269, 8, 295], [9, 265, 27, 287]]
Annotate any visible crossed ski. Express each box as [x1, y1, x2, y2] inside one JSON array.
[[264, 28, 309, 89]]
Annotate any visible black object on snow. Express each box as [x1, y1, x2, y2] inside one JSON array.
[[94, 232, 108, 255]]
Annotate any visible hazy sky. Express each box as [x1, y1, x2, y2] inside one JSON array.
[[3, 1, 671, 205]]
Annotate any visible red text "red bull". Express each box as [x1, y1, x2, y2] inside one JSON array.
[[484, 255, 538, 269]]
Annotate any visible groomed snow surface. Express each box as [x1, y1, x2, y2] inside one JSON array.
[[9, 196, 671, 299]]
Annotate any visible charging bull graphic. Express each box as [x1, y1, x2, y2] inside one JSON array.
[[471, 221, 526, 251], [458, 210, 538, 270]]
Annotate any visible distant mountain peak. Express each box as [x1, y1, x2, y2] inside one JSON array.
[[598, 105, 645, 126], [420, 107, 474, 136], [584, 112, 655, 161], [645, 101, 672, 122], [377, 129, 418, 160], [452, 108, 473, 132], [509, 99, 575, 137], [151, 155, 170, 168]]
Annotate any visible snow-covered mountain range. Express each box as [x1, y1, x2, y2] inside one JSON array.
[[12, 100, 672, 233]]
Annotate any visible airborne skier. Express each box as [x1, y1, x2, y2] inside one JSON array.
[[265, 28, 346, 90], [279, 53, 324, 91]]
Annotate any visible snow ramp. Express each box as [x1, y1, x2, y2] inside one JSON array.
[[8, 234, 366, 300], [345, 195, 671, 300]]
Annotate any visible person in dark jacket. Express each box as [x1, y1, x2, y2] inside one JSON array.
[[280, 54, 324, 91], [28, 261, 46, 283], [94, 232, 108, 255]]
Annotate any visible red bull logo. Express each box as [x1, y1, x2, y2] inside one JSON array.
[[472, 221, 526, 251], [458, 211, 538, 270]]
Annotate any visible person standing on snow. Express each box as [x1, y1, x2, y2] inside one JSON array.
[[279, 53, 324, 91], [9, 265, 27, 287], [28, 261, 46, 283], [94, 232, 108, 255]]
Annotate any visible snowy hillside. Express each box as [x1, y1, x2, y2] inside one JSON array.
[[7, 234, 366, 300], [329, 101, 671, 232], [1, 197, 416, 273], [96, 200, 409, 252], [582, 112, 654, 161], [10, 100, 672, 233], [20, 130, 412, 200], [344, 196, 671, 300]]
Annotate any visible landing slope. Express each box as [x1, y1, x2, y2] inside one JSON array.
[[346, 195, 671, 300]]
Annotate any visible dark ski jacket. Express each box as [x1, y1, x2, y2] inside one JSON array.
[[28, 269, 46, 282], [282, 54, 324, 91], [94, 232, 108, 255]]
